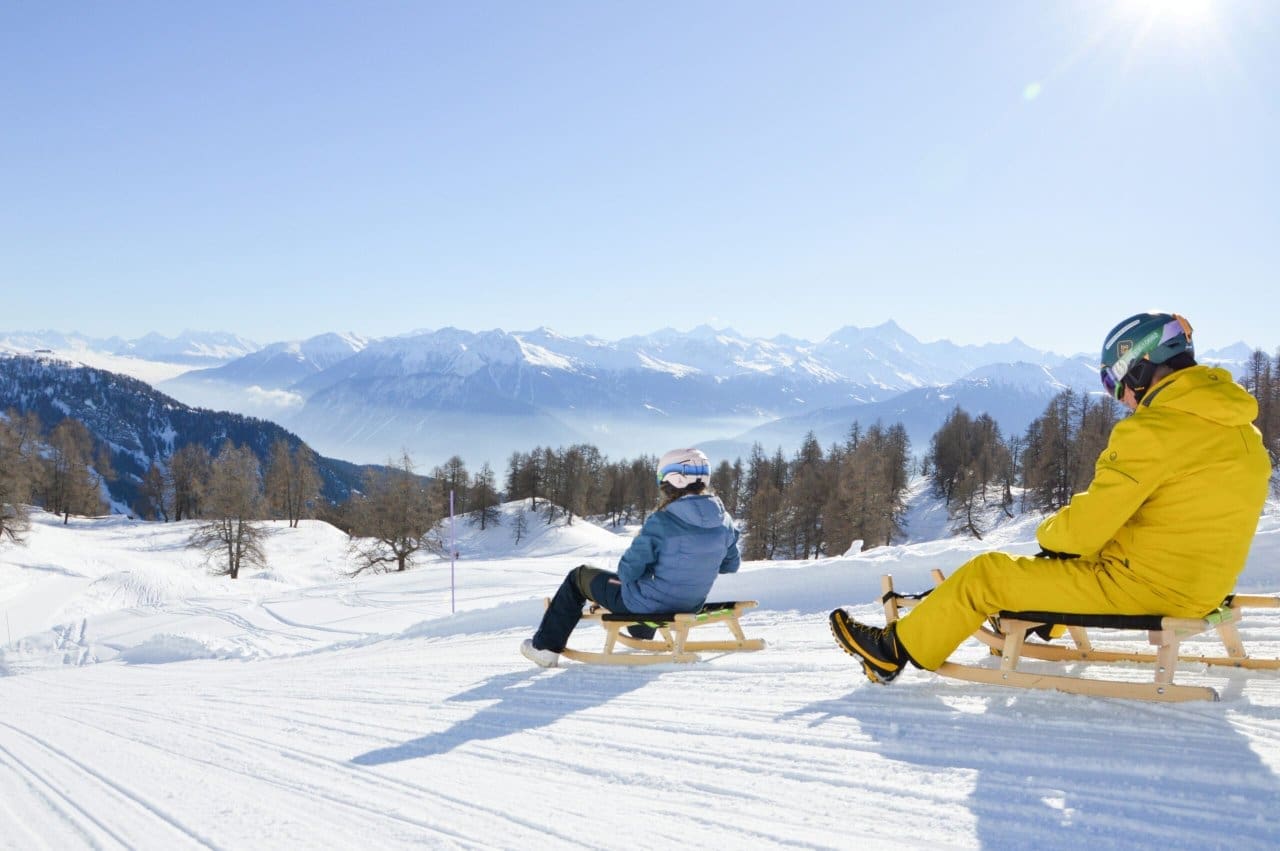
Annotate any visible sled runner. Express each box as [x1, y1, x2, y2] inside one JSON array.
[[879, 571, 1280, 703], [554, 600, 766, 666]]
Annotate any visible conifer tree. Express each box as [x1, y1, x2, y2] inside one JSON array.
[[470, 462, 501, 530], [785, 432, 827, 558]]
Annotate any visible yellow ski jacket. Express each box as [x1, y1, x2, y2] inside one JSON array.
[[1036, 365, 1272, 613]]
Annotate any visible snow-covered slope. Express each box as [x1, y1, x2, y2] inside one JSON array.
[[2, 498, 1279, 847], [0, 330, 259, 370], [706, 358, 1102, 461], [170, 332, 369, 389]]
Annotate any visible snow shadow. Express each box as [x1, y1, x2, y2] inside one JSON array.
[[350, 666, 660, 766], [783, 682, 1280, 848], [13, 561, 84, 578]]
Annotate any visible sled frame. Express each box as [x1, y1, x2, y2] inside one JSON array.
[[927, 569, 1280, 674], [556, 600, 765, 666], [879, 571, 1276, 702]]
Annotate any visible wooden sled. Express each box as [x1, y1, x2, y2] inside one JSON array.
[[927, 569, 1280, 673], [555, 600, 766, 666], [881, 571, 1280, 703]]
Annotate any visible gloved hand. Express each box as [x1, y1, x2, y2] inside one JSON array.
[[1036, 548, 1079, 560]]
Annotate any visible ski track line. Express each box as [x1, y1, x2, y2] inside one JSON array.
[[256, 602, 370, 636], [502, 719, 960, 817], [408, 681, 969, 843], [0, 739, 123, 849], [66, 672, 880, 848], [180, 602, 321, 642], [50, 708, 483, 847], [53, 705, 584, 847], [514, 669, 1280, 842], [0, 721, 214, 849], [183, 690, 470, 742]]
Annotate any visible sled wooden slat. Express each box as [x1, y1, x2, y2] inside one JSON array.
[[930, 568, 1280, 675], [615, 634, 768, 653], [879, 571, 1280, 702], [971, 628, 1280, 671], [560, 648, 701, 666], [553, 599, 765, 666], [934, 662, 1219, 703]]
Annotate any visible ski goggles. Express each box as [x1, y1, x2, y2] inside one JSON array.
[[1099, 315, 1192, 402], [1100, 366, 1123, 400], [657, 461, 709, 484]]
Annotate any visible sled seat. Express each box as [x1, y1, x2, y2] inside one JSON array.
[[555, 600, 766, 666], [878, 571, 1280, 703]]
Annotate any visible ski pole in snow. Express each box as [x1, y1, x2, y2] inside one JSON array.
[[5, 612, 10, 648], [449, 490, 456, 614]]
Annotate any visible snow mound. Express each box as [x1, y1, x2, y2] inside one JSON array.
[[119, 633, 252, 665], [445, 501, 630, 561], [59, 565, 206, 618]]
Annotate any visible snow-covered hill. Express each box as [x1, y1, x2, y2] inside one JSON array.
[[2, 498, 1279, 848], [0, 355, 372, 510]]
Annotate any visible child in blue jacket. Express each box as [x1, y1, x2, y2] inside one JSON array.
[[521, 448, 741, 667]]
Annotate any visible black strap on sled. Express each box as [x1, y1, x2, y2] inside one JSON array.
[[998, 610, 1166, 630], [881, 588, 932, 605], [599, 601, 739, 626]]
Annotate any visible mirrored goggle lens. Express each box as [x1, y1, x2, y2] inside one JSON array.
[[657, 462, 709, 484], [1100, 367, 1118, 397]]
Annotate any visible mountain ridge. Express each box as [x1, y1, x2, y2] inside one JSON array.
[[4, 324, 1263, 470]]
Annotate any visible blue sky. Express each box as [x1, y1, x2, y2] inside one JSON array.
[[2, 1, 1276, 355]]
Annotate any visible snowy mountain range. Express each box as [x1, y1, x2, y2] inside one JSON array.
[[2, 324, 1260, 468], [0, 329, 260, 367]]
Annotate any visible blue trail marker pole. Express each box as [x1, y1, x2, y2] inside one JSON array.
[[449, 490, 457, 614]]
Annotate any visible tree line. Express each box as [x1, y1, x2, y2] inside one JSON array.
[[5, 349, 1277, 574], [1242, 348, 1280, 466]]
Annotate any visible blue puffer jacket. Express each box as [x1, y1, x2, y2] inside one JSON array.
[[617, 494, 741, 613]]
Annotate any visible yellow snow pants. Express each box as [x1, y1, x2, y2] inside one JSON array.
[[894, 551, 1222, 671]]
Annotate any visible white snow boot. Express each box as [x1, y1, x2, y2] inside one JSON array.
[[520, 639, 560, 668]]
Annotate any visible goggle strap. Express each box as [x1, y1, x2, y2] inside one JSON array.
[[657, 462, 710, 484]]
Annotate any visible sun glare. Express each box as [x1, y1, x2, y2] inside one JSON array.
[[1119, 0, 1218, 35]]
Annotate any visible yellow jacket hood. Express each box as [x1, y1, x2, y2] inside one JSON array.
[[1036, 364, 1271, 613], [1139, 364, 1258, 428]]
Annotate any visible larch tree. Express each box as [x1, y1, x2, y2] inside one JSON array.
[[347, 452, 439, 575], [265, 439, 322, 528], [136, 462, 169, 521], [188, 442, 268, 579], [0, 412, 37, 545], [43, 418, 104, 524], [168, 443, 212, 521]]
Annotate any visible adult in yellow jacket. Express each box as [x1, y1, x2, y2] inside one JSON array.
[[831, 312, 1273, 682]]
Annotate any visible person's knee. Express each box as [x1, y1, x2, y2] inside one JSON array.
[[570, 565, 596, 598], [948, 551, 1021, 608], [956, 551, 1018, 583]]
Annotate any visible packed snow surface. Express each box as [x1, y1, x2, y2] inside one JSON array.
[[2, 497, 1280, 849]]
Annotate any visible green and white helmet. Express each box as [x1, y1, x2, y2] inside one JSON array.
[[1099, 312, 1194, 400]]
